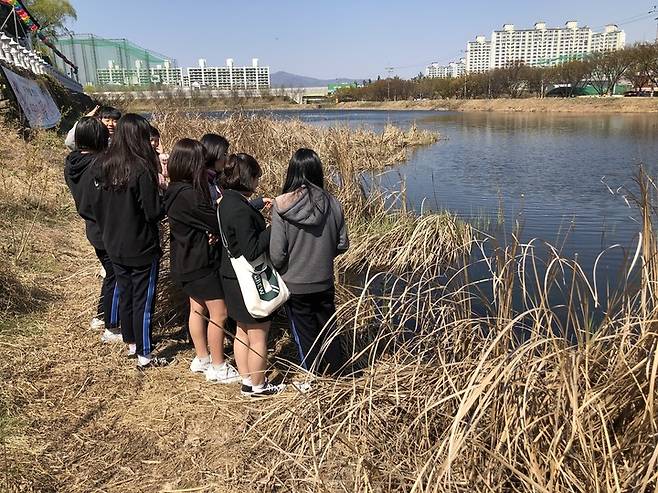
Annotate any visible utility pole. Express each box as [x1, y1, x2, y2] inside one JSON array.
[[385, 66, 394, 100], [651, 6, 658, 42]]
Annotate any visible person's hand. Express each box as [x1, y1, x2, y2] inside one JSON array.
[[262, 197, 273, 210], [86, 105, 100, 117], [158, 173, 168, 190], [159, 153, 169, 178]]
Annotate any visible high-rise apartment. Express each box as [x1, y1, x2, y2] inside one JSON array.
[[466, 36, 492, 73], [465, 21, 625, 73], [426, 59, 466, 79], [96, 59, 183, 86], [186, 58, 270, 90]]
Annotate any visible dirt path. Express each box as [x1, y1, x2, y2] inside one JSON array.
[[1, 219, 266, 493]]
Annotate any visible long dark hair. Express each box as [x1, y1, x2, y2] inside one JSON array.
[[75, 116, 109, 153], [200, 133, 229, 171], [282, 148, 324, 193], [167, 138, 211, 203], [100, 114, 159, 190], [220, 153, 262, 193]]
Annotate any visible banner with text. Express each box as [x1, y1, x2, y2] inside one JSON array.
[[2, 66, 61, 128]]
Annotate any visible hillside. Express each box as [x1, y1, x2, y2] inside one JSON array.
[[270, 70, 360, 87]]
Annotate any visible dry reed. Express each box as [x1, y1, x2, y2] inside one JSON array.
[[4, 116, 655, 492]]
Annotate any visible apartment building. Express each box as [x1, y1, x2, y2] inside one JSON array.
[[426, 59, 466, 79], [186, 58, 270, 90], [466, 36, 492, 73], [465, 21, 625, 73], [96, 59, 183, 86]]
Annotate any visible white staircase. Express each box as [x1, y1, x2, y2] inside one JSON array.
[[0, 32, 83, 92]]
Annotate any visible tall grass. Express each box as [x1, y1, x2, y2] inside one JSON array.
[[153, 112, 472, 275], [228, 169, 658, 492], [6, 115, 656, 492]]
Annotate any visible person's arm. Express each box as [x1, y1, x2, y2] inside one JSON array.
[[65, 106, 99, 151], [249, 196, 265, 210], [336, 202, 349, 255], [64, 122, 78, 151], [269, 209, 288, 270], [174, 191, 220, 234], [137, 172, 164, 223], [77, 164, 100, 222], [234, 207, 271, 262]]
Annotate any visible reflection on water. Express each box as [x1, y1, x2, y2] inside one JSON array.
[[263, 110, 658, 274], [211, 109, 658, 298]]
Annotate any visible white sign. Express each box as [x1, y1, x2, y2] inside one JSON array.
[[2, 66, 61, 129]]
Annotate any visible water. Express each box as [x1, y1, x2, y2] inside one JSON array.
[[247, 110, 657, 284]]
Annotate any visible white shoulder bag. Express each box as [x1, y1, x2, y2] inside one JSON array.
[[217, 204, 289, 318]]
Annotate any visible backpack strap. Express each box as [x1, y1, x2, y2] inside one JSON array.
[[216, 204, 234, 259]]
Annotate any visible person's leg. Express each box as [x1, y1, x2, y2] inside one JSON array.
[[206, 299, 228, 365], [131, 259, 159, 363], [105, 261, 120, 331], [234, 324, 250, 379], [94, 248, 114, 327], [246, 322, 270, 386], [314, 289, 343, 375], [113, 263, 134, 346], [285, 294, 322, 373], [188, 297, 209, 359]]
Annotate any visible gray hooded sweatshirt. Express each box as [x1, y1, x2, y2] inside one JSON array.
[[270, 184, 349, 294]]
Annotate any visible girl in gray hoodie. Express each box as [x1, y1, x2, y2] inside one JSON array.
[[270, 149, 349, 376]]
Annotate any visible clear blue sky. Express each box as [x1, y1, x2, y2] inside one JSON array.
[[65, 0, 658, 79]]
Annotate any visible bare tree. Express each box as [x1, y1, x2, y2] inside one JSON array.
[[525, 67, 554, 97], [589, 50, 634, 96], [628, 43, 658, 96], [554, 60, 592, 97]]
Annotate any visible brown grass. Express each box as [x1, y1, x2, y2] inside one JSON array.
[[3, 114, 656, 492]]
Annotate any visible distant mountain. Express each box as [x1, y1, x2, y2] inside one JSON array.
[[270, 71, 361, 88]]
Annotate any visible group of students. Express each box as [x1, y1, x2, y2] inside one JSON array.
[[63, 106, 349, 398]]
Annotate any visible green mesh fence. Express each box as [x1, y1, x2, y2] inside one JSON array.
[[51, 34, 176, 86]]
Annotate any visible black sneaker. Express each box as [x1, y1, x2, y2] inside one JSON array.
[[137, 357, 171, 370], [250, 381, 286, 398], [240, 384, 253, 397]]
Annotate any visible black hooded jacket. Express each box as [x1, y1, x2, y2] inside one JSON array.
[[64, 151, 104, 249], [164, 182, 221, 282], [87, 163, 163, 267]]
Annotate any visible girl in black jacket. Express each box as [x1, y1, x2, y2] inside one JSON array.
[[90, 114, 167, 369], [164, 139, 239, 384], [64, 117, 121, 343], [218, 154, 285, 398]]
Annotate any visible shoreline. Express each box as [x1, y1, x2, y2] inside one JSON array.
[[332, 98, 658, 113], [117, 97, 658, 114]]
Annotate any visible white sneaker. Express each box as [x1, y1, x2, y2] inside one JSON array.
[[205, 362, 241, 384], [100, 329, 122, 343], [251, 381, 286, 398], [90, 317, 105, 330], [190, 356, 211, 374]]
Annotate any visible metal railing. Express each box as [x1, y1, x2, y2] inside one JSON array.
[[0, 32, 83, 92]]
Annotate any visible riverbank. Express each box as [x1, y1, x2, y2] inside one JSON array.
[[0, 115, 470, 491], [3, 113, 658, 491], [334, 97, 658, 113], [112, 96, 658, 114]]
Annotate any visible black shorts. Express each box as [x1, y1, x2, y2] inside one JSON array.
[[221, 275, 273, 325], [181, 270, 224, 301]]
